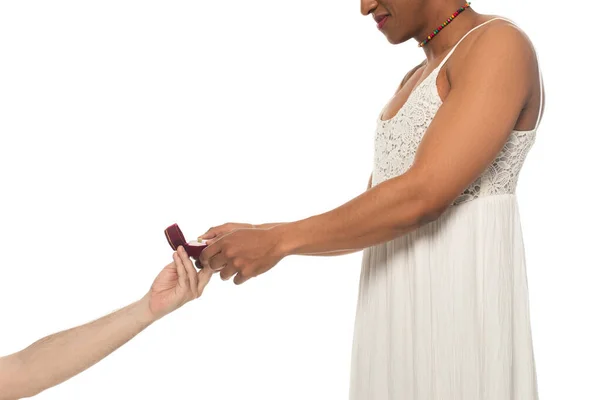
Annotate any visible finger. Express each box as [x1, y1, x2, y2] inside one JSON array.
[[210, 252, 228, 272], [198, 225, 225, 240], [196, 266, 213, 296], [198, 232, 216, 240], [196, 257, 219, 272], [178, 246, 198, 298], [198, 227, 217, 240], [220, 264, 237, 281], [204, 229, 236, 249], [173, 248, 188, 289], [199, 240, 222, 269], [233, 271, 251, 285], [202, 232, 229, 246]]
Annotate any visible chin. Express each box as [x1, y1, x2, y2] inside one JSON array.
[[385, 32, 410, 45], [382, 26, 412, 45]]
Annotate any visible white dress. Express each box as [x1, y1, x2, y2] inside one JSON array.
[[350, 18, 542, 400]]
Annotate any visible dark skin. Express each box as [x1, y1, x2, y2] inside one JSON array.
[[197, 0, 544, 285]]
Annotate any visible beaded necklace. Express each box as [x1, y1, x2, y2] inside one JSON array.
[[418, 2, 471, 47]]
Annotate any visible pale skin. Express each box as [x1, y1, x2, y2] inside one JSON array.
[[0, 246, 212, 400], [197, 0, 544, 285]]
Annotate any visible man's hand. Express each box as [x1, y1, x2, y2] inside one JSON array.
[[198, 228, 286, 285], [199, 222, 254, 243], [142, 246, 213, 321]]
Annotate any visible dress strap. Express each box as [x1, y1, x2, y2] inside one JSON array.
[[437, 17, 510, 70]]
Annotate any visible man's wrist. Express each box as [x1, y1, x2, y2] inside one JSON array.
[[271, 222, 303, 257]]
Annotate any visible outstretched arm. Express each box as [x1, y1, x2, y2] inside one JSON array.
[[198, 25, 538, 283], [0, 247, 211, 399], [0, 300, 154, 400], [274, 25, 536, 256]]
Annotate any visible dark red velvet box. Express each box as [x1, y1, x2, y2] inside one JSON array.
[[164, 223, 207, 260]]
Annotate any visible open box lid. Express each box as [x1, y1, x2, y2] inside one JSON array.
[[164, 223, 208, 260]]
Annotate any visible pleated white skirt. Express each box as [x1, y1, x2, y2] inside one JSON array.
[[349, 194, 538, 400]]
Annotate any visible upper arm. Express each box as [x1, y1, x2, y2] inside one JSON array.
[[407, 25, 534, 215]]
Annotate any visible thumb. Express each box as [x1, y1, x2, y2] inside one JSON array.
[[205, 238, 218, 246]]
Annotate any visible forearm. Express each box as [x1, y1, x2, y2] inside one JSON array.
[[0, 297, 155, 399], [276, 173, 436, 256], [258, 225, 363, 256]]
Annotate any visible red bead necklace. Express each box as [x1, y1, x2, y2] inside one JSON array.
[[419, 2, 472, 47]]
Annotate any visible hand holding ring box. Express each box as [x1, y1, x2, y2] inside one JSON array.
[[164, 223, 207, 263]]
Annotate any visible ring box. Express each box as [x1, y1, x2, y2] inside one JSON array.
[[164, 223, 208, 260]]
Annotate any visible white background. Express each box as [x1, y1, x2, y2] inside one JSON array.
[[1, 0, 598, 399]]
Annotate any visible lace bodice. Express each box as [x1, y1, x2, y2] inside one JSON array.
[[372, 18, 540, 206]]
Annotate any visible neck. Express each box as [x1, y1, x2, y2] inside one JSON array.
[[416, 5, 481, 61]]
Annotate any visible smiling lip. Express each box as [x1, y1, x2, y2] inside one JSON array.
[[374, 15, 389, 30]]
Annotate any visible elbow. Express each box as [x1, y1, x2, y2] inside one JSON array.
[[384, 171, 453, 230], [408, 180, 452, 226], [390, 192, 448, 230], [416, 201, 448, 225]]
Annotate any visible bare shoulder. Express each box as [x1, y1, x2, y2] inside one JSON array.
[[448, 18, 538, 86], [440, 18, 544, 129], [478, 19, 537, 60]]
